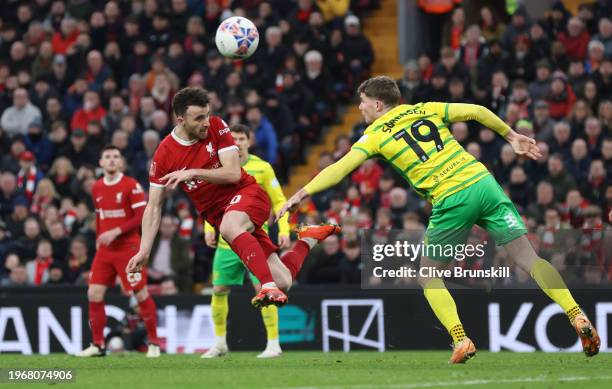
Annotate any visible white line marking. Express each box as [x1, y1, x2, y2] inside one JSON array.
[[280, 375, 612, 389]]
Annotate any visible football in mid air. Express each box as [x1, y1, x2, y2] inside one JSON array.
[[215, 16, 259, 59]]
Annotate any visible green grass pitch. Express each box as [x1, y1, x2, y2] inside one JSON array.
[[1, 351, 611, 388]]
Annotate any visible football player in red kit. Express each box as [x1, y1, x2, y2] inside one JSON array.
[[126, 87, 339, 308], [77, 145, 160, 358]]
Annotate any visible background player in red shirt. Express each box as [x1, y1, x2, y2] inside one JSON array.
[[77, 145, 160, 358], [126, 87, 340, 308]]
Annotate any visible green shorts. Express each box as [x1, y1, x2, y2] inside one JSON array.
[[212, 247, 260, 286], [424, 174, 526, 261]]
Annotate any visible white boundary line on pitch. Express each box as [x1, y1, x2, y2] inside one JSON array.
[[281, 375, 612, 389]]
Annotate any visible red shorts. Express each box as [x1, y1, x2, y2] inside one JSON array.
[[89, 241, 147, 291], [208, 182, 278, 257]]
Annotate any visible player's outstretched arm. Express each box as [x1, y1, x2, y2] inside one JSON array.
[[126, 185, 165, 273], [276, 149, 367, 221], [427, 102, 542, 161]]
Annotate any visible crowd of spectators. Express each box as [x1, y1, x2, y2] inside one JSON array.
[[297, 1, 612, 287], [0, 0, 379, 291]]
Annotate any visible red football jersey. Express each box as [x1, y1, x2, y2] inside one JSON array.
[[92, 173, 146, 247], [149, 116, 256, 222]]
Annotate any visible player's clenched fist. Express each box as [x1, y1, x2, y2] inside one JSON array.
[[126, 250, 148, 273]]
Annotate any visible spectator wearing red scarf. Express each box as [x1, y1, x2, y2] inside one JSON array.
[[25, 240, 54, 286], [546, 71, 576, 120]]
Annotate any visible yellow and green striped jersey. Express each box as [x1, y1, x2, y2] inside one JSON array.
[[352, 102, 490, 204], [205, 154, 290, 249]]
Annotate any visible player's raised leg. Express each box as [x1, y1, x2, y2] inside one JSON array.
[[251, 223, 342, 308], [76, 283, 108, 357], [220, 210, 286, 305], [504, 235, 600, 356], [418, 256, 476, 364]]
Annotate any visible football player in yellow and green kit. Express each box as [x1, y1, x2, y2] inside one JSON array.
[[203, 124, 291, 359], [278, 76, 600, 363]]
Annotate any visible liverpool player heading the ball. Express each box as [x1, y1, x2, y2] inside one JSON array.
[[77, 145, 160, 357], [126, 87, 339, 308]]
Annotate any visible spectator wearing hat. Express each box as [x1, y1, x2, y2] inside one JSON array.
[[501, 6, 531, 50], [1, 88, 43, 137], [149, 12, 172, 53], [45, 261, 65, 285], [342, 15, 374, 84], [203, 50, 229, 94], [529, 60, 552, 102], [557, 17, 591, 61], [16, 151, 43, 202], [415, 66, 450, 102], [24, 119, 54, 169], [502, 35, 535, 82], [529, 22, 550, 59], [474, 38, 504, 96], [57, 128, 96, 169], [546, 71, 576, 120], [50, 54, 71, 96], [63, 77, 90, 119]]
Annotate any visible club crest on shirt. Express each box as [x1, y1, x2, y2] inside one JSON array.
[[116, 192, 123, 203], [206, 142, 216, 157]]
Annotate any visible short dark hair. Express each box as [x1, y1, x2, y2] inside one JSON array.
[[172, 87, 209, 117], [101, 144, 121, 155], [230, 124, 251, 139], [357, 76, 401, 107]]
